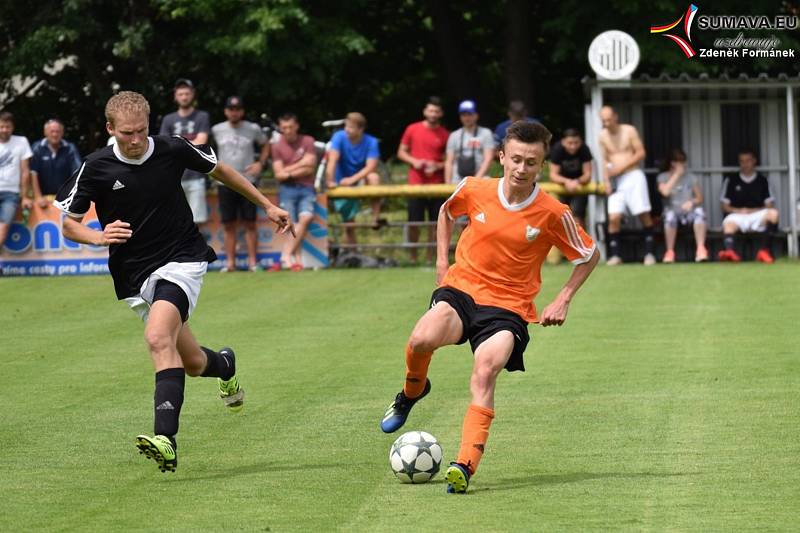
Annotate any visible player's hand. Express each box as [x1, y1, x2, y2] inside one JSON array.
[[340, 176, 360, 187], [412, 159, 424, 170], [681, 200, 693, 213], [21, 197, 33, 210], [102, 220, 132, 246], [326, 181, 337, 189], [267, 205, 295, 237], [35, 196, 49, 209], [564, 180, 579, 193], [603, 180, 613, 196], [539, 298, 569, 327]]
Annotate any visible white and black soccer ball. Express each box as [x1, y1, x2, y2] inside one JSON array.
[[389, 431, 443, 483]]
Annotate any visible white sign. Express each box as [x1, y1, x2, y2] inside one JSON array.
[[588, 30, 640, 80]]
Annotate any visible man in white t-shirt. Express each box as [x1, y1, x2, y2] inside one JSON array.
[[444, 100, 495, 184], [0, 111, 33, 251]]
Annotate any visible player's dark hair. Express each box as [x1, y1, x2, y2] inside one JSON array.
[[502, 120, 552, 153], [426, 96, 443, 109], [660, 147, 687, 172], [738, 147, 758, 161], [0, 111, 14, 124], [278, 112, 299, 123], [562, 128, 581, 138]]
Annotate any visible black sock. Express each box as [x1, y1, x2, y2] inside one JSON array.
[[608, 232, 620, 258], [643, 226, 655, 256], [765, 223, 778, 251], [154, 368, 185, 446], [200, 346, 234, 381], [724, 235, 735, 251]]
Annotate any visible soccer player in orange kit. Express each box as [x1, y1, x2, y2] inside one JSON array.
[[379, 120, 600, 493]]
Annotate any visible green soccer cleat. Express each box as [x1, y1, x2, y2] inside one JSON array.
[[218, 348, 244, 413], [135, 434, 177, 473], [445, 462, 471, 494]]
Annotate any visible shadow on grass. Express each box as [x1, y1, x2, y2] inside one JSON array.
[[469, 471, 696, 493], [167, 461, 341, 482]]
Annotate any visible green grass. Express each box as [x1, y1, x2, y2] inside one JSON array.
[[2, 263, 799, 531]]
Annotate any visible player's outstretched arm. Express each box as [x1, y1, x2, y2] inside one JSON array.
[[539, 248, 600, 327], [209, 161, 295, 236], [62, 216, 132, 247], [435, 205, 456, 285]]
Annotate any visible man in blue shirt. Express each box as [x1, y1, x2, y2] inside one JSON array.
[[493, 100, 540, 149], [325, 112, 384, 244], [30, 119, 82, 207]]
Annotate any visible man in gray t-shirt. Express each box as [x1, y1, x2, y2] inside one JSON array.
[[656, 149, 707, 263], [159, 79, 211, 223], [444, 100, 495, 184], [210, 96, 270, 272]]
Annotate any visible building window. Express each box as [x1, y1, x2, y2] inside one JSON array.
[[721, 103, 760, 166], [643, 105, 683, 170]]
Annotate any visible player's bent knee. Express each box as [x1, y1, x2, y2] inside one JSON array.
[[144, 327, 174, 356], [407, 332, 438, 354]]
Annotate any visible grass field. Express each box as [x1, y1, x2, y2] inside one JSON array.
[[3, 263, 799, 531]]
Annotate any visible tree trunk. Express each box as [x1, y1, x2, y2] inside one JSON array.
[[503, 0, 534, 114]]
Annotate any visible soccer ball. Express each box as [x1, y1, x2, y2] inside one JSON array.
[[389, 431, 443, 483]]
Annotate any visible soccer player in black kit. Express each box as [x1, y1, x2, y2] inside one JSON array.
[[54, 92, 294, 473]]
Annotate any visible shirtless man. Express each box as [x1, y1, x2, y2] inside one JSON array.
[[598, 106, 656, 266]]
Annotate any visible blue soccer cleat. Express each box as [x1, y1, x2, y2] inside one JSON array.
[[380, 379, 431, 433], [445, 462, 471, 494]]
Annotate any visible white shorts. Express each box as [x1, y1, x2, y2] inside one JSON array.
[[722, 209, 769, 233], [182, 179, 208, 223], [123, 261, 207, 322], [607, 169, 651, 216]]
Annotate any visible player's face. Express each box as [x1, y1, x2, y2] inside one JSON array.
[[423, 104, 443, 125], [600, 108, 618, 130], [344, 120, 364, 140], [562, 135, 581, 154], [499, 139, 545, 190], [224, 106, 244, 124], [174, 87, 195, 109], [108, 113, 149, 159], [738, 153, 757, 175], [279, 118, 299, 141], [459, 112, 477, 128], [44, 122, 64, 145], [0, 120, 12, 142]]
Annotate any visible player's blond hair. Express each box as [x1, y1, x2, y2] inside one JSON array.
[[105, 91, 150, 126], [345, 112, 367, 129]]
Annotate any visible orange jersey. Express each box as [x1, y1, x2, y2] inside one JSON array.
[[442, 177, 595, 322]]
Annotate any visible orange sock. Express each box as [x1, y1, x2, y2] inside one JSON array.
[[456, 404, 495, 476], [403, 343, 432, 399]]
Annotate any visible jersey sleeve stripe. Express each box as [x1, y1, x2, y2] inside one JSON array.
[[53, 162, 87, 216], [443, 177, 469, 220], [561, 212, 593, 257]]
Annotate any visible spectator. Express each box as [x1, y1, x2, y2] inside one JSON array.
[[718, 148, 779, 263], [211, 96, 270, 272], [444, 100, 494, 184], [325, 112, 384, 246], [599, 105, 656, 266], [0, 112, 32, 253], [397, 96, 449, 264], [493, 100, 539, 148], [159, 79, 211, 224], [656, 148, 708, 263], [271, 113, 317, 271], [548, 128, 593, 229], [30, 118, 82, 207]]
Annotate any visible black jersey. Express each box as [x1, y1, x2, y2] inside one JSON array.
[[720, 172, 774, 209], [54, 135, 218, 299]]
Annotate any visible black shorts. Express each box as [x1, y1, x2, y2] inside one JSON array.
[[219, 185, 257, 223], [153, 280, 189, 322], [407, 198, 444, 222], [430, 286, 530, 372], [560, 192, 588, 219]]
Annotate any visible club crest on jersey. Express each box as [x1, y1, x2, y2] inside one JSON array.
[[474, 212, 486, 223], [525, 225, 540, 241], [112, 180, 125, 190]]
